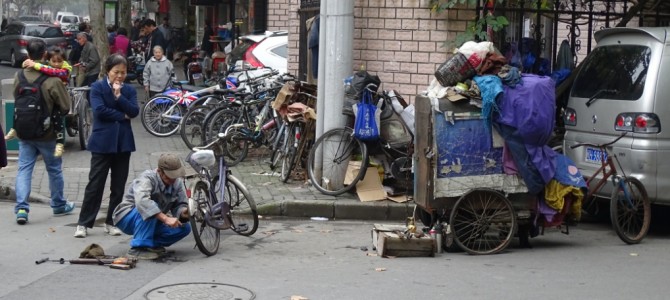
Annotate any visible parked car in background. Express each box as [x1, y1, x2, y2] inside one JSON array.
[[0, 21, 68, 67], [563, 27, 669, 206], [17, 15, 44, 22], [227, 30, 288, 74], [55, 13, 80, 30]]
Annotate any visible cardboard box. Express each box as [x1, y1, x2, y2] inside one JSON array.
[[356, 167, 387, 202], [371, 224, 435, 257]]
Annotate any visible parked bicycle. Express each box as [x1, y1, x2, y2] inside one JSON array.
[[64, 86, 92, 150], [141, 81, 221, 137], [186, 132, 259, 256], [570, 132, 651, 244]]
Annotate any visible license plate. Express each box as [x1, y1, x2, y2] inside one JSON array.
[[192, 73, 202, 80], [585, 147, 607, 164]]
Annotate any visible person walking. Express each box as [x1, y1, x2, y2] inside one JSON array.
[[76, 32, 101, 87], [140, 19, 167, 63], [113, 153, 191, 260], [143, 45, 174, 98], [111, 27, 130, 57], [157, 17, 172, 59], [201, 20, 214, 56], [74, 54, 140, 238], [13, 39, 74, 224]]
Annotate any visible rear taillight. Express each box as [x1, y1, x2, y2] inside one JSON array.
[[186, 189, 191, 198], [17, 39, 28, 47], [615, 113, 660, 133], [563, 107, 577, 126], [244, 42, 264, 68]]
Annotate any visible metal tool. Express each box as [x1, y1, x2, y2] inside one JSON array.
[[35, 257, 65, 264]]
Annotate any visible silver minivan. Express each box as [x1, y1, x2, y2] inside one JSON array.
[[563, 27, 669, 206]]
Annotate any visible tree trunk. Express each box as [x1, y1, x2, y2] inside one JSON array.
[[118, 0, 132, 31], [89, 0, 109, 79]]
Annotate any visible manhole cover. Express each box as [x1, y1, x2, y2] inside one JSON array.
[[145, 283, 255, 300]]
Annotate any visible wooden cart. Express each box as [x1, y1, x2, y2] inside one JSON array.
[[413, 94, 535, 255]]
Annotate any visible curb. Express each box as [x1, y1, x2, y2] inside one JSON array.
[[0, 183, 52, 205]]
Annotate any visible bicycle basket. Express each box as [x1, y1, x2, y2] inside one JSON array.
[[434, 52, 476, 87]]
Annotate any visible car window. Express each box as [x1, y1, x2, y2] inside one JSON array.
[[24, 25, 62, 38], [61, 16, 78, 23], [270, 44, 287, 58], [571, 45, 651, 100], [228, 41, 253, 64]]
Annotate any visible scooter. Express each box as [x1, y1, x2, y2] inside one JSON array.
[[183, 48, 205, 86]]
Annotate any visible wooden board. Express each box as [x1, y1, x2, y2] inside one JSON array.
[[371, 224, 434, 257]]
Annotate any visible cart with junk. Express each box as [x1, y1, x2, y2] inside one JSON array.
[[413, 42, 590, 255]]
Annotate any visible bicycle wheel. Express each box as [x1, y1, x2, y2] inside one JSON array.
[[223, 127, 250, 167], [269, 123, 287, 171], [179, 108, 208, 150], [610, 177, 651, 244], [307, 127, 368, 196], [449, 189, 517, 255], [189, 180, 221, 256], [225, 175, 259, 236], [141, 96, 182, 137], [280, 124, 297, 183], [77, 97, 92, 150], [202, 107, 238, 144]]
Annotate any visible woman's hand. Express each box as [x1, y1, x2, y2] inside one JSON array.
[[112, 81, 123, 99], [144, 86, 149, 92]]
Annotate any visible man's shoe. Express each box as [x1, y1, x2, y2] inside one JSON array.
[[53, 201, 75, 216], [74, 225, 87, 238], [104, 224, 123, 236], [127, 248, 159, 260], [16, 209, 28, 225]]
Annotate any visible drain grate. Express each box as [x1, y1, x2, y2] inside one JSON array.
[[144, 282, 255, 300]]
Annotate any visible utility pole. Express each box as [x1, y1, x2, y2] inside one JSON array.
[[314, 0, 354, 180]]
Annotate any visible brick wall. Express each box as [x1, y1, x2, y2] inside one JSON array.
[[283, 0, 473, 103], [268, 0, 291, 31]]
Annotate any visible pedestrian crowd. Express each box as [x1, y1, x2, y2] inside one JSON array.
[[2, 18, 191, 260]]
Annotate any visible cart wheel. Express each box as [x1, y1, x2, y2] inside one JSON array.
[[449, 189, 517, 255]]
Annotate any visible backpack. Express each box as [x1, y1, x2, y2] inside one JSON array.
[[13, 72, 51, 140]]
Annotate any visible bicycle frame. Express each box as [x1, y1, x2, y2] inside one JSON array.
[[160, 84, 221, 121]]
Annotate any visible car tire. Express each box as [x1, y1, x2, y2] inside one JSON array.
[[10, 51, 20, 68]]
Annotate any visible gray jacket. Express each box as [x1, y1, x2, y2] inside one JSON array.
[[79, 41, 100, 77], [143, 56, 174, 92], [112, 170, 188, 225]]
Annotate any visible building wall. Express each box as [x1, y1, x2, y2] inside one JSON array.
[[281, 0, 476, 102]]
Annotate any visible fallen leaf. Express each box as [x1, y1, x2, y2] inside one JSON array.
[[630, 253, 639, 257], [262, 231, 277, 236], [375, 267, 386, 272], [291, 296, 309, 300], [48, 227, 56, 233]]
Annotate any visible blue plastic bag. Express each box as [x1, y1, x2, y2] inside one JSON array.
[[353, 89, 380, 141]]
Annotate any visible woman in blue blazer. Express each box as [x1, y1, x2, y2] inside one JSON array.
[[75, 54, 140, 238]]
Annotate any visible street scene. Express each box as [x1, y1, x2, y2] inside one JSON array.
[[1, 0, 670, 299]]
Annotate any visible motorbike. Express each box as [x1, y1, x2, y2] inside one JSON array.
[[183, 47, 205, 86], [125, 41, 146, 85]]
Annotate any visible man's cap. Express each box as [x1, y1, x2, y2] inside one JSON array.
[[158, 153, 186, 179]]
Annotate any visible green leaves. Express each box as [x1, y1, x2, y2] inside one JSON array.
[[430, 0, 511, 48]]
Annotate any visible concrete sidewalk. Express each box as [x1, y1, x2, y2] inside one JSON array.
[[0, 83, 415, 221]]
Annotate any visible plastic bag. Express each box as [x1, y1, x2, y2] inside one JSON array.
[[352, 89, 381, 141]]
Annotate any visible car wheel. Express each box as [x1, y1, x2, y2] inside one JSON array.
[[10, 51, 21, 68]]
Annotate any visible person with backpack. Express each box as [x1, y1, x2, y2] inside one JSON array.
[[13, 39, 75, 225]]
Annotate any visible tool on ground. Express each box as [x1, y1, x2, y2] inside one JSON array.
[[35, 257, 65, 265]]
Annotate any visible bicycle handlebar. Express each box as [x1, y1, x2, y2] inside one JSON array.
[[569, 132, 628, 150], [193, 132, 226, 152]]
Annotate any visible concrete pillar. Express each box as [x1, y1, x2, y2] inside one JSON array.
[[314, 0, 354, 181]]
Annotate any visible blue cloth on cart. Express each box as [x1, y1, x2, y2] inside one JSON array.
[[473, 75, 503, 124], [493, 123, 546, 194], [553, 154, 586, 188]]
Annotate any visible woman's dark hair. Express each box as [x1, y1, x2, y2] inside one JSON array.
[[105, 54, 128, 73], [46, 47, 66, 61], [117, 27, 127, 36]]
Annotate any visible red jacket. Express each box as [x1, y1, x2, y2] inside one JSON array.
[[111, 34, 130, 56]]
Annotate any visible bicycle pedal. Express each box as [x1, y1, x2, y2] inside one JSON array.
[[235, 224, 249, 232]]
